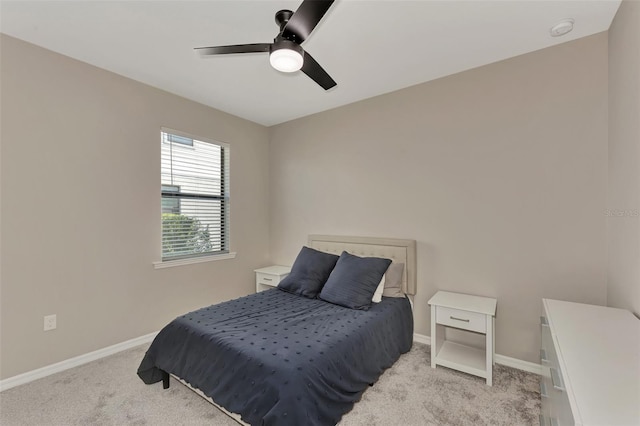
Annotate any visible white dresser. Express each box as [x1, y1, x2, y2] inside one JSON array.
[[540, 299, 640, 426]]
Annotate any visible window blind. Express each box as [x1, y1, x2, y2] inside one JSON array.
[[161, 130, 229, 260]]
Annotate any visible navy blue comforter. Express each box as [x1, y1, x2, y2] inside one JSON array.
[[138, 289, 413, 426]]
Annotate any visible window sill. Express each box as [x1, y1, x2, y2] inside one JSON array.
[[153, 252, 237, 269]]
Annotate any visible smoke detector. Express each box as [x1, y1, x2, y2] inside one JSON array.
[[550, 19, 575, 37]]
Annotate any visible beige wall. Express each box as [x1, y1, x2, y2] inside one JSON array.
[[0, 24, 621, 378], [607, 1, 640, 316], [269, 33, 609, 363], [0, 35, 270, 379]]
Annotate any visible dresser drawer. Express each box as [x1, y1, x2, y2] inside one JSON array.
[[551, 379, 575, 426], [543, 363, 573, 426], [436, 306, 487, 333], [540, 317, 559, 368], [539, 375, 553, 421]]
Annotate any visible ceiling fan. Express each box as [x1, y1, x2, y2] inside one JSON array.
[[195, 0, 337, 90]]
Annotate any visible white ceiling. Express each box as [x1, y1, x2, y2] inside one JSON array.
[[0, 1, 620, 126]]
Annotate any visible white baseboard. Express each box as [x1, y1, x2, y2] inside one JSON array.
[[1, 330, 540, 393], [413, 333, 431, 345], [0, 331, 158, 392], [412, 333, 541, 375], [494, 354, 541, 375]]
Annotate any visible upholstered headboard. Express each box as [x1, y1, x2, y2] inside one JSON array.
[[308, 235, 417, 295]]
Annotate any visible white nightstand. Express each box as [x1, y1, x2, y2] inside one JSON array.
[[254, 265, 291, 293], [428, 291, 497, 386]]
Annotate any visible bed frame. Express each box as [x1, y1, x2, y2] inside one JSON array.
[[171, 235, 417, 425]]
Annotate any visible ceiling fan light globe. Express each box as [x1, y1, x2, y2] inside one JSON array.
[[270, 48, 303, 73]]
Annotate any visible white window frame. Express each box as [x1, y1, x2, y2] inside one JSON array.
[[154, 128, 235, 269]]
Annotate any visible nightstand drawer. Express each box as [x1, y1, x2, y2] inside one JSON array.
[[254, 265, 291, 293], [256, 273, 280, 287], [436, 306, 487, 333]]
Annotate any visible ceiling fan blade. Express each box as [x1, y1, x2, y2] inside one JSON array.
[[195, 43, 271, 56], [301, 50, 336, 90], [282, 0, 335, 43]]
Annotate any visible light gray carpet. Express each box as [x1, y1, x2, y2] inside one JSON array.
[[0, 343, 540, 425]]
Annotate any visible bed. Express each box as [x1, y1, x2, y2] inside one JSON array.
[[138, 235, 417, 426]]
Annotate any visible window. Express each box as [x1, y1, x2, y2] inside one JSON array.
[[161, 185, 180, 214], [161, 129, 229, 261], [166, 133, 194, 147]]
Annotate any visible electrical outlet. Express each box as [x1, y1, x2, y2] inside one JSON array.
[[44, 314, 57, 331]]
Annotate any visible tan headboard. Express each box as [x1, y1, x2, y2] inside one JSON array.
[[308, 235, 417, 295]]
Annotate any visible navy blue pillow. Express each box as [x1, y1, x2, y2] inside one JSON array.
[[277, 246, 339, 299], [319, 251, 392, 310]]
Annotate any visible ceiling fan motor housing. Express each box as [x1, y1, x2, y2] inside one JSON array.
[[270, 39, 303, 56], [275, 9, 294, 31]]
